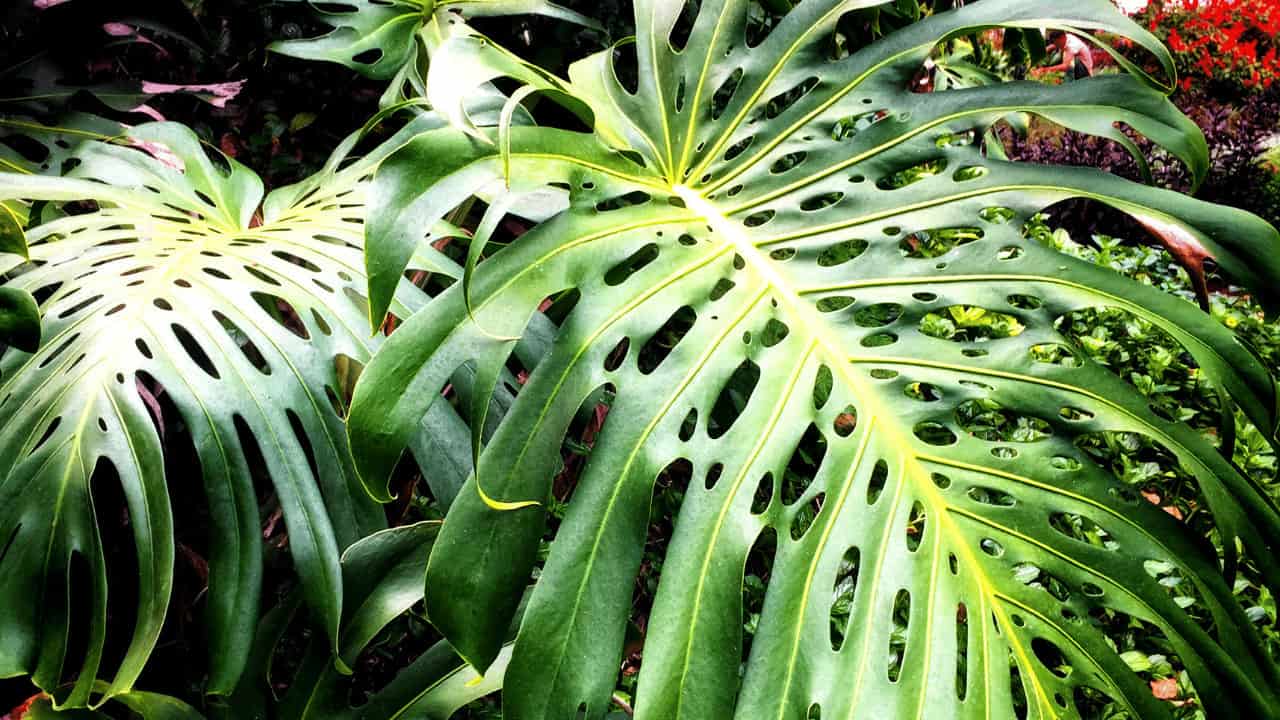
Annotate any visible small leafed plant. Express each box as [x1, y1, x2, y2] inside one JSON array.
[[343, 0, 1280, 718]]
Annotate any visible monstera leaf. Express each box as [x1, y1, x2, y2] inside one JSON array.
[[349, 0, 1280, 718], [270, 0, 599, 104], [0, 119, 459, 707]]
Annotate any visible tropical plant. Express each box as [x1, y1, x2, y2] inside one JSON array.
[[269, 0, 601, 105], [347, 1, 1280, 718], [0, 118, 465, 707], [15, 523, 507, 720]]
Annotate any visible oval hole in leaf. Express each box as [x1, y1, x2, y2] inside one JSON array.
[[605, 243, 660, 286], [707, 358, 761, 439], [781, 422, 827, 504], [829, 546, 860, 651], [639, 306, 696, 374]]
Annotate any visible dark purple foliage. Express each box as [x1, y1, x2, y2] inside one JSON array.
[[1001, 89, 1280, 238]]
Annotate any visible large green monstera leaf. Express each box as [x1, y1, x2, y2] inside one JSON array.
[[350, 0, 1280, 718], [0, 120, 458, 706]]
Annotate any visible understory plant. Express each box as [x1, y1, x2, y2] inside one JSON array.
[[1135, 0, 1280, 92]]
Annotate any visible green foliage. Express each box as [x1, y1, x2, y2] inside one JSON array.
[[348, 0, 1280, 718], [270, 0, 600, 105], [7, 1, 1280, 719], [18, 524, 503, 720], [0, 119, 458, 706], [1019, 215, 1280, 719]]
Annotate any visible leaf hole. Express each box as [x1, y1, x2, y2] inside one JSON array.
[[751, 472, 774, 514], [769, 151, 807, 174], [903, 382, 942, 402], [866, 459, 887, 504], [816, 238, 867, 267], [886, 589, 910, 682], [829, 546, 860, 651], [913, 421, 957, 446], [704, 462, 725, 491], [252, 292, 310, 340], [604, 337, 630, 372], [171, 324, 220, 379], [678, 408, 698, 441], [789, 492, 825, 540], [812, 364, 833, 410], [899, 227, 983, 259], [816, 295, 854, 313], [213, 311, 271, 375], [605, 243, 660, 286], [905, 502, 926, 551], [782, 422, 827, 504], [639, 306, 696, 374], [707, 358, 761, 438], [877, 158, 947, 190], [833, 405, 857, 437]]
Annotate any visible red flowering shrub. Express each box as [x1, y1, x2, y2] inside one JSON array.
[[1137, 0, 1280, 91]]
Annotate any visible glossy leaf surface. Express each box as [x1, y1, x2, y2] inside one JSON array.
[[0, 120, 453, 705], [350, 1, 1280, 718]]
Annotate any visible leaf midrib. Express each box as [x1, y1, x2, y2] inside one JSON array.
[[674, 184, 1061, 717]]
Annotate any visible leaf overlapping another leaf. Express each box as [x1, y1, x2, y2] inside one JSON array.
[[0, 119, 456, 706], [350, 0, 1280, 718], [270, 0, 601, 105]]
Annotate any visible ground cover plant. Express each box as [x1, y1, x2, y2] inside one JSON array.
[[2, 1, 1280, 719]]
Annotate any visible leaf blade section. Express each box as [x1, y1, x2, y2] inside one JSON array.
[[350, 1, 1280, 718]]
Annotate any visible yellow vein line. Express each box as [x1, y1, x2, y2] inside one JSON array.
[[674, 1, 730, 175], [688, 1, 850, 185], [773, 416, 875, 718], [648, 1, 676, 177], [677, 184, 1059, 718], [672, 336, 818, 720]]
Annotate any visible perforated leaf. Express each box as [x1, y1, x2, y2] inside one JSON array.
[[0, 114, 128, 176], [350, 1, 1280, 718], [0, 120, 455, 706]]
